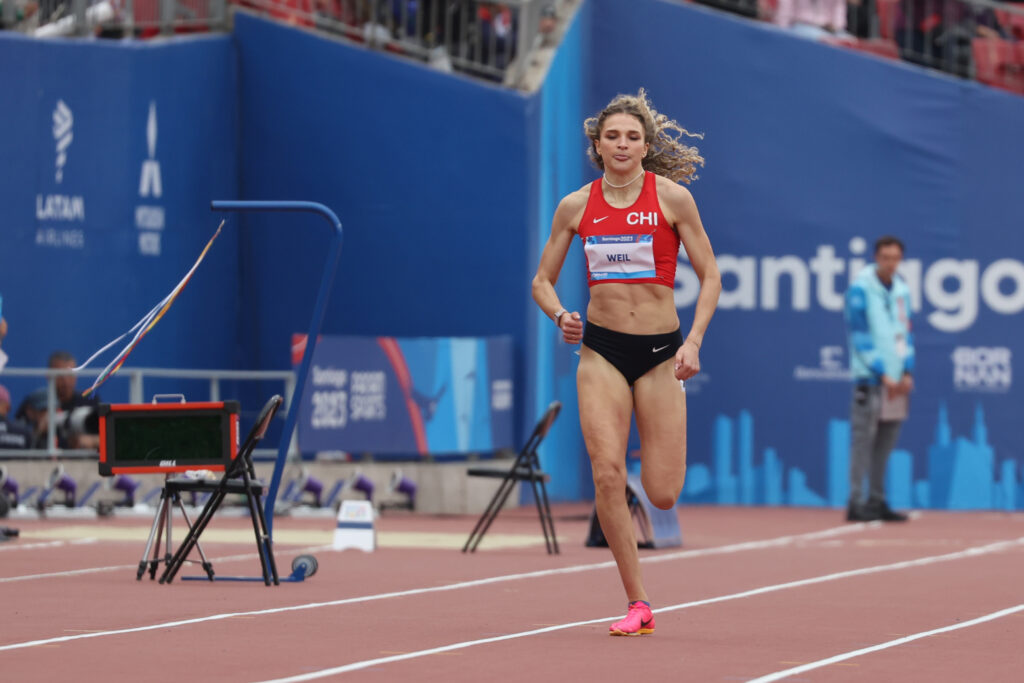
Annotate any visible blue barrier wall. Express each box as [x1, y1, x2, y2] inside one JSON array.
[[532, 2, 594, 501], [583, 0, 1024, 509], [0, 34, 239, 404], [3, 2, 1023, 511], [231, 13, 535, 443]]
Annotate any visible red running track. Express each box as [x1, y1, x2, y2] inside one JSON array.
[[1, 505, 1022, 682]]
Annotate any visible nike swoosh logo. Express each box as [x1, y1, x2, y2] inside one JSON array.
[[641, 618, 653, 627], [652, 345, 669, 353], [593, 216, 608, 223]]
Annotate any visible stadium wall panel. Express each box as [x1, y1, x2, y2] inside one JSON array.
[[0, 34, 240, 405]]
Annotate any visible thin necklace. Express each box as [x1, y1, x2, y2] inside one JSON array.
[[602, 170, 644, 189]]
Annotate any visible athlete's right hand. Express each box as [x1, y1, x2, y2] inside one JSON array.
[[559, 312, 583, 345]]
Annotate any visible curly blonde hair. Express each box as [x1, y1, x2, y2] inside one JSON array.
[[584, 88, 704, 185]]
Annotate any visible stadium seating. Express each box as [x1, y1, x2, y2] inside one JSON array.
[[972, 37, 1024, 94]]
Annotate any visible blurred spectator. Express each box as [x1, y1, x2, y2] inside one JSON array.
[[693, 0, 760, 20], [313, 0, 356, 29], [14, 351, 101, 450], [14, 388, 49, 449], [47, 350, 101, 450], [477, 2, 514, 70], [34, 0, 60, 23], [361, 0, 392, 45], [775, 0, 849, 39], [0, 385, 33, 450], [846, 0, 875, 39], [0, 0, 38, 29], [49, 350, 79, 407], [391, 0, 420, 37], [1000, 1, 1024, 41], [539, 1, 557, 44], [258, 0, 314, 27], [896, 0, 1005, 77]]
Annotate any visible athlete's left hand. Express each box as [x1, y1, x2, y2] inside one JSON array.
[[674, 340, 700, 380]]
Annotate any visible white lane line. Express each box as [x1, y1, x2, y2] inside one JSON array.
[[0, 521, 864, 583], [748, 604, 1024, 683], [0, 563, 145, 582], [252, 536, 1024, 682], [0, 544, 333, 583], [0, 538, 98, 553], [0, 524, 866, 651]]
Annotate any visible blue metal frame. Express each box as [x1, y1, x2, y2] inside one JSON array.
[[211, 200, 343, 539], [180, 562, 314, 583]]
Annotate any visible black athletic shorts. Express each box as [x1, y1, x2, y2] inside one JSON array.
[[582, 321, 682, 386]]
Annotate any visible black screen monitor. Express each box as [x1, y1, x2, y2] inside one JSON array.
[[97, 401, 240, 475]]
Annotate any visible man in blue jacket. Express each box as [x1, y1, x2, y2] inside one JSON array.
[[844, 236, 914, 522]]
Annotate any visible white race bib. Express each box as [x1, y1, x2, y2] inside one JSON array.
[[585, 234, 656, 280]]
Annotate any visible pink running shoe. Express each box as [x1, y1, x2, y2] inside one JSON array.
[[609, 600, 655, 636]]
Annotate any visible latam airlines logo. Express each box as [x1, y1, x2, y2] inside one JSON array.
[[36, 99, 85, 249], [53, 100, 73, 183], [136, 101, 164, 256]]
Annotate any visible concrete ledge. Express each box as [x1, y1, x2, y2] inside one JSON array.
[[253, 460, 521, 515], [0, 458, 521, 516]]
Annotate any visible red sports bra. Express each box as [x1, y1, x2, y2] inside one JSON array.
[[577, 172, 678, 288]]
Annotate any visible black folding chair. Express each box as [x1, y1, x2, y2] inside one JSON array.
[[463, 401, 560, 555], [159, 395, 283, 585]]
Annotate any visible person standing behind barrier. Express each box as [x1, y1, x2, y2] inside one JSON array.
[[0, 384, 33, 450], [844, 236, 914, 523], [895, 0, 1004, 78], [50, 350, 101, 450], [21, 351, 101, 450], [774, 0, 850, 40], [532, 89, 721, 636]]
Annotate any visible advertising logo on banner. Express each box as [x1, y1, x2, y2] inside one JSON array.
[[952, 347, 1011, 394], [35, 99, 86, 249], [674, 237, 1024, 332], [53, 99, 73, 184], [793, 345, 849, 382], [672, 237, 1024, 511], [136, 101, 165, 257], [294, 335, 515, 456]]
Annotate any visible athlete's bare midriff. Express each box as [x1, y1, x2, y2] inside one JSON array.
[[586, 282, 680, 335]]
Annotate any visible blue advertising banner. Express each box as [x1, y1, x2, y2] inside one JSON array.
[[5, 6, 1022, 512], [671, 244, 1024, 511], [295, 335, 514, 455], [589, 0, 1024, 511], [0, 34, 239, 396]]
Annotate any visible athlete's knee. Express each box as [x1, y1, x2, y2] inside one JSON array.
[[643, 465, 684, 510], [647, 489, 679, 510], [592, 461, 627, 499]]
